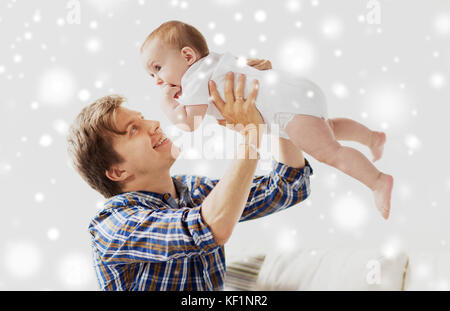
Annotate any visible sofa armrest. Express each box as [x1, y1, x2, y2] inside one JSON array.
[[224, 254, 266, 291]]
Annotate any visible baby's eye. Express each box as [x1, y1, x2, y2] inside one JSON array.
[[155, 65, 161, 72], [131, 125, 137, 134]]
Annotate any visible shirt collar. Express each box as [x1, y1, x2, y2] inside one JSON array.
[[103, 177, 189, 210], [180, 51, 221, 88]]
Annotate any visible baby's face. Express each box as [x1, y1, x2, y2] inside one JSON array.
[[141, 38, 191, 89]]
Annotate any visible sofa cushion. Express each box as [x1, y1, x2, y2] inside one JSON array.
[[403, 250, 450, 290], [255, 248, 409, 290]]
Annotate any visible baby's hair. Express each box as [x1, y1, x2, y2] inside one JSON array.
[[141, 20, 209, 58]]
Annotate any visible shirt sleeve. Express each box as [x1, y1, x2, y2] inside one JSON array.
[[238, 159, 313, 222], [184, 158, 313, 222], [89, 205, 220, 265]]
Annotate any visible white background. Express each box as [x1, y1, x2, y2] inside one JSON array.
[[0, 0, 449, 290]]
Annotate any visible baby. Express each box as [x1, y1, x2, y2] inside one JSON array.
[[140, 20, 393, 219]]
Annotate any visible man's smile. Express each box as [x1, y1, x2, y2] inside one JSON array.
[[153, 134, 169, 149]]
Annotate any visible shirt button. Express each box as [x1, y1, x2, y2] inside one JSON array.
[[163, 193, 170, 200]]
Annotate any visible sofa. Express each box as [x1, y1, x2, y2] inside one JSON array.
[[224, 248, 450, 291]]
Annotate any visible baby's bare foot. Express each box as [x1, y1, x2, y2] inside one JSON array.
[[373, 173, 393, 220], [370, 131, 386, 162]]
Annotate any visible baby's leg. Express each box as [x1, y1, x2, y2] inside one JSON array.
[[327, 118, 386, 162], [285, 115, 393, 219]]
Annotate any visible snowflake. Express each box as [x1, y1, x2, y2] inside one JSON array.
[[4, 241, 42, 279], [254, 10, 267, 23], [37, 68, 77, 106], [58, 253, 93, 288], [321, 17, 343, 39], [434, 13, 450, 35], [278, 38, 316, 75], [213, 33, 226, 46], [39, 135, 53, 147], [47, 228, 60, 241], [429, 72, 446, 89], [78, 89, 91, 102], [331, 194, 369, 231], [331, 82, 349, 98], [85, 37, 102, 53], [285, 0, 301, 12]]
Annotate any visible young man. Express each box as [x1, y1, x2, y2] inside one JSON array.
[[67, 73, 313, 290]]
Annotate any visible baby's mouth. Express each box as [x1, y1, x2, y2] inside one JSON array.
[[163, 83, 182, 99], [174, 87, 182, 99]]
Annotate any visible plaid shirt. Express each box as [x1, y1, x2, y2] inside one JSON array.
[[88, 159, 313, 291]]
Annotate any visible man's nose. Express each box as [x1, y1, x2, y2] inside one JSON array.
[[144, 120, 161, 134]]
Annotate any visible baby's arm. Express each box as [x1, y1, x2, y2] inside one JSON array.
[[161, 84, 208, 132]]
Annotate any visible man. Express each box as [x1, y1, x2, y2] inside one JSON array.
[[67, 72, 313, 291]]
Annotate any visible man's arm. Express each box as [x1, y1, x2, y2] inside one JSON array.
[[200, 145, 259, 245], [276, 137, 306, 168], [200, 72, 263, 246]]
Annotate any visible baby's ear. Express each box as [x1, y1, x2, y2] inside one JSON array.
[[181, 47, 197, 65]]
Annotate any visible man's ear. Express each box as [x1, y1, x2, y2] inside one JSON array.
[[181, 47, 197, 65], [105, 165, 130, 182]]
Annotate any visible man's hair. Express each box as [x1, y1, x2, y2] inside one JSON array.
[[140, 20, 209, 58], [67, 95, 127, 198]]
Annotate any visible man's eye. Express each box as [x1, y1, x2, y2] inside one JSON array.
[[131, 125, 137, 134]]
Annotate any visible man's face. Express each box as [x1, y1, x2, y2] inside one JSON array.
[[140, 38, 190, 91], [108, 106, 180, 182]]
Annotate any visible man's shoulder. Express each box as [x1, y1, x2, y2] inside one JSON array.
[[88, 193, 151, 235]]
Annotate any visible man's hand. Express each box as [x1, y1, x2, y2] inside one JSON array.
[[209, 72, 264, 130], [247, 58, 272, 70], [209, 72, 264, 150]]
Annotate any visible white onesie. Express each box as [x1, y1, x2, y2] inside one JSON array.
[[178, 51, 328, 139]]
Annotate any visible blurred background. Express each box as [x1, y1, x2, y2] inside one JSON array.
[[0, 0, 449, 290]]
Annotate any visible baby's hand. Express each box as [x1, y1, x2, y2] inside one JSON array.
[[247, 58, 272, 70], [162, 83, 182, 100]]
